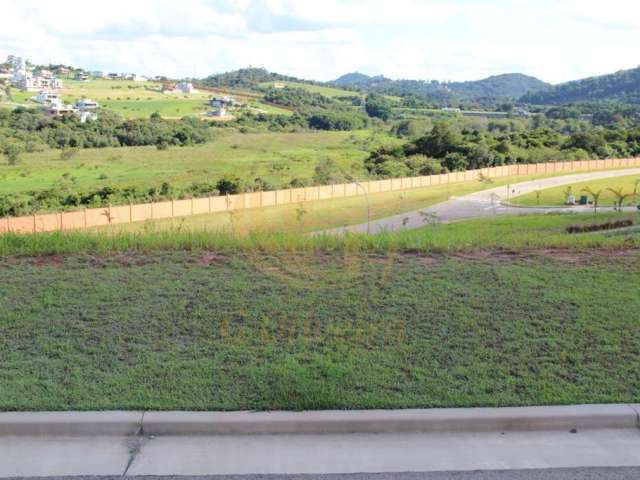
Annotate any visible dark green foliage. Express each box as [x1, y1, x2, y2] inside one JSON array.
[[307, 112, 366, 131], [216, 175, 243, 195], [365, 94, 393, 121], [365, 118, 640, 177], [522, 67, 640, 105], [0, 181, 222, 216], [0, 108, 211, 151], [332, 72, 550, 105]]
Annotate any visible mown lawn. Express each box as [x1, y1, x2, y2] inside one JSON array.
[[1, 245, 639, 411], [512, 174, 640, 207]]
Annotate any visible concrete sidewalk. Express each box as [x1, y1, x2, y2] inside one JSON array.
[[1, 405, 639, 477], [327, 167, 640, 234]]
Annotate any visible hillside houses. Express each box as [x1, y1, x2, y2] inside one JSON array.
[[208, 96, 236, 117]]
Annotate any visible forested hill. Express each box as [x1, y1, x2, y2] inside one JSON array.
[[331, 72, 550, 103], [520, 67, 640, 105], [200, 67, 301, 89]]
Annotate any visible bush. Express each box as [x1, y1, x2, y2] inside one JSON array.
[[566, 219, 633, 234], [216, 175, 243, 195]]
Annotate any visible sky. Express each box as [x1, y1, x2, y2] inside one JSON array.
[[1, 0, 639, 84]]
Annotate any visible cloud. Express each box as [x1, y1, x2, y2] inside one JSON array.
[[1, 0, 639, 83]]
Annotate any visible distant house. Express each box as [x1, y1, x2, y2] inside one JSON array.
[[107, 73, 120, 80], [91, 71, 105, 78], [74, 98, 99, 110], [272, 82, 286, 89], [44, 98, 75, 117], [124, 73, 147, 82], [34, 91, 61, 104], [209, 96, 235, 108], [17, 71, 63, 91], [74, 72, 90, 81], [207, 96, 235, 117], [174, 82, 196, 94]]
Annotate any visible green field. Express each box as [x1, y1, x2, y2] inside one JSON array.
[[2, 215, 639, 411], [0, 130, 396, 198], [513, 174, 640, 207]]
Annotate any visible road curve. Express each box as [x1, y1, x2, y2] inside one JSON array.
[[327, 168, 640, 234]]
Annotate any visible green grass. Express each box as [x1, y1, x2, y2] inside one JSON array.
[[0, 130, 396, 198], [248, 100, 294, 115], [513, 174, 640, 207], [1, 237, 639, 411], [258, 81, 357, 98]]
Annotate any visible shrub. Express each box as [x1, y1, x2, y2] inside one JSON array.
[[566, 219, 633, 234]]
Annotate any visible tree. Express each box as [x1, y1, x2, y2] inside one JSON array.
[[216, 175, 242, 195], [364, 94, 392, 121], [606, 187, 637, 211], [410, 122, 462, 159], [581, 187, 603, 214], [1, 140, 23, 165]]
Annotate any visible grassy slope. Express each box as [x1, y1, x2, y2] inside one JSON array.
[[513, 174, 640, 207], [258, 81, 357, 98], [0, 130, 395, 197], [0, 79, 294, 118], [1, 240, 639, 411]]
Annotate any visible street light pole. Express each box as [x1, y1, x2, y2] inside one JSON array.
[[353, 179, 372, 234]]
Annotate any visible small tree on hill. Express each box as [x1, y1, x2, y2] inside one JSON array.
[[1, 140, 23, 165]]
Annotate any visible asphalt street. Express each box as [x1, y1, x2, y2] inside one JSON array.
[[7, 468, 640, 479], [326, 167, 640, 234]]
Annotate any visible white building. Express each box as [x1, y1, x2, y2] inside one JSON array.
[[17, 72, 63, 91], [34, 91, 60, 104], [91, 71, 105, 78], [174, 82, 196, 94], [45, 98, 75, 117]]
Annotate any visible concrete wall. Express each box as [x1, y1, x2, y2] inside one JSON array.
[[3, 157, 639, 235]]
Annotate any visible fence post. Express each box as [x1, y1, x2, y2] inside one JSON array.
[[33, 213, 36, 234], [59, 212, 63, 231], [171, 199, 175, 218], [129, 202, 133, 223], [83, 209, 87, 229]]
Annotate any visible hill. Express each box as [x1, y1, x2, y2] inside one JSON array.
[[330, 72, 550, 104], [521, 66, 640, 105]]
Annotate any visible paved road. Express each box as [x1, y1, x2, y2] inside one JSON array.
[[3, 428, 640, 477], [7, 469, 640, 479], [327, 168, 640, 234]]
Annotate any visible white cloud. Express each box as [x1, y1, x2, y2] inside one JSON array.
[[1, 0, 639, 83]]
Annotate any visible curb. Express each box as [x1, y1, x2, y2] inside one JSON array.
[[1, 404, 638, 436]]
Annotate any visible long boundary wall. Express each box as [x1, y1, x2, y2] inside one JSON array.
[[2, 158, 639, 235]]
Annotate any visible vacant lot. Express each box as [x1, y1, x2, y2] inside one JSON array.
[[1, 243, 639, 411], [1, 130, 394, 197], [513, 174, 640, 207]]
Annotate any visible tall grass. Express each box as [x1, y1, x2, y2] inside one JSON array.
[[1, 212, 637, 257]]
